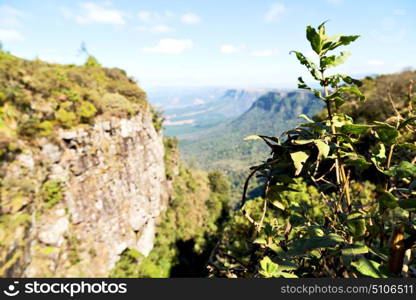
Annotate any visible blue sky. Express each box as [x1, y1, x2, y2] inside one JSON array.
[[1, 0, 415, 89]]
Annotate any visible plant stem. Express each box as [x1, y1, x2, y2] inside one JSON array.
[[323, 86, 340, 185], [322, 71, 350, 210]]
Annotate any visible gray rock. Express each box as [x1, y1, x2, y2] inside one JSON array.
[[38, 216, 69, 246], [42, 144, 62, 163], [17, 152, 35, 170], [136, 219, 156, 257], [60, 130, 78, 140]]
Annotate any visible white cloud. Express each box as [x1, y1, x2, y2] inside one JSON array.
[[180, 13, 201, 25], [0, 5, 24, 28], [68, 2, 125, 25], [264, 2, 286, 23], [138, 10, 174, 23], [193, 98, 205, 105], [0, 5, 24, 42], [367, 60, 385, 66], [136, 24, 174, 33], [143, 39, 193, 54], [220, 44, 244, 54], [137, 10, 177, 33], [0, 28, 24, 41], [249, 49, 279, 57]]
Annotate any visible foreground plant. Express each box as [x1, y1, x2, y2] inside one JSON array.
[[210, 22, 416, 278]]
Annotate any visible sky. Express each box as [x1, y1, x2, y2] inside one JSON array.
[[1, 0, 415, 89]]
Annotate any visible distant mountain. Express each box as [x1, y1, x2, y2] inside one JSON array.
[[147, 87, 227, 109], [178, 90, 324, 201], [162, 88, 270, 137], [229, 90, 322, 136]]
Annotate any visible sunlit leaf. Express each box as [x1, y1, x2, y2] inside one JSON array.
[[351, 258, 388, 278], [298, 114, 314, 123], [244, 135, 261, 141], [306, 25, 322, 55], [341, 244, 369, 256], [374, 122, 399, 145], [288, 233, 344, 256], [386, 161, 416, 178], [314, 140, 330, 158], [320, 51, 351, 69], [399, 117, 416, 130], [271, 200, 285, 210], [346, 213, 367, 237], [378, 190, 398, 209], [345, 157, 372, 170], [290, 151, 310, 176], [340, 124, 371, 135]]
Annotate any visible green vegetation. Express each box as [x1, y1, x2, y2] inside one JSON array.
[[41, 179, 63, 209], [210, 23, 416, 278], [0, 50, 149, 148]]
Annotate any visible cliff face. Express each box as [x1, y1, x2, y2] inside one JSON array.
[[1, 113, 168, 277], [0, 52, 170, 277]]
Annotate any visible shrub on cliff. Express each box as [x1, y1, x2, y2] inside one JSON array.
[[0, 50, 150, 148]]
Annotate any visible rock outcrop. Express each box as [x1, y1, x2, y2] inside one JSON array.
[[0, 113, 168, 277]]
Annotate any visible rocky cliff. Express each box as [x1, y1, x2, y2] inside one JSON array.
[[1, 112, 168, 277], [0, 52, 169, 277]]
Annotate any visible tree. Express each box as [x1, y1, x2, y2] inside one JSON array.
[[79, 42, 101, 67]]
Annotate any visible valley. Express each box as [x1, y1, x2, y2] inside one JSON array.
[[149, 88, 324, 204]]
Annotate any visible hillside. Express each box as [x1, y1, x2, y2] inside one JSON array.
[[339, 70, 416, 123]]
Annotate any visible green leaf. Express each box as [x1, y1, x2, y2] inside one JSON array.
[[314, 140, 330, 159], [320, 51, 351, 69], [338, 35, 360, 46], [288, 233, 344, 256], [279, 272, 298, 278], [341, 244, 369, 256], [374, 122, 399, 145], [293, 139, 315, 145], [327, 35, 360, 51], [297, 77, 324, 99], [290, 51, 320, 80], [386, 161, 416, 177], [253, 237, 267, 245], [340, 124, 371, 135], [345, 157, 372, 170], [326, 74, 361, 88], [275, 174, 297, 185], [396, 143, 416, 151], [298, 114, 314, 123], [259, 257, 297, 278], [243, 135, 261, 141], [271, 200, 286, 210], [346, 213, 367, 237], [290, 151, 310, 176], [306, 25, 322, 55], [351, 258, 388, 278], [378, 190, 398, 209], [399, 117, 416, 130], [398, 198, 416, 212]]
